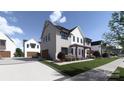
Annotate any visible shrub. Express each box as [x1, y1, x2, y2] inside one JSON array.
[[57, 52, 65, 61], [65, 54, 76, 61], [93, 51, 101, 58], [14, 48, 24, 57], [102, 53, 109, 58]]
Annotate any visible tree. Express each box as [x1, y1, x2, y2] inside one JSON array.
[[103, 11, 124, 50], [14, 48, 24, 57]]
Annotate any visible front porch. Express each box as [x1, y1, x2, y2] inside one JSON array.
[[69, 44, 91, 59]]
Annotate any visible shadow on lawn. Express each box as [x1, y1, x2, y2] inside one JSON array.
[[68, 69, 112, 81]]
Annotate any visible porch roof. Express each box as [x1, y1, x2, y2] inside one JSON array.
[[70, 44, 91, 49]]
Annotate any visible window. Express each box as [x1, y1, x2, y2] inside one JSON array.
[[79, 49, 80, 55], [27, 44, 29, 48], [73, 36, 75, 42], [48, 33, 50, 41], [60, 32, 68, 40], [81, 39, 83, 43], [43, 37, 45, 42], [37, 45, 39, 49], [71, 48, 73, 54], [30, 43, 36, 48], [61, 47, 68, 55], [77, 37, 79, 43], [46, 36, 47, 42], [0, 40, 6, 49]]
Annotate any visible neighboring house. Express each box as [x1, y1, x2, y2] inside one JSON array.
[[23, 39, 41, 58], [91, 40, 106, 55], [0, 32, 16, 58], [41, 20, 92, 60]]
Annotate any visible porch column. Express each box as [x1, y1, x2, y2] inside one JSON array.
[[75, 45, 77, 59], [83, 47, 85, 58]]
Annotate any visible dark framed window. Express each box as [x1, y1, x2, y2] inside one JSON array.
[[79, 49, 80, 55], [71, 48, 73, 54], [61, 47, 68, 55], [48, 33, 50, 41], [73, 36, 75, 42], [81, 39, 83, 43], [77, 37, 79, 43], [46, 36, 47, 42], [60, 31, 68, 40], [37, 45, 39, 49], [0, 40, 6, 49], [30, 43, 36, 48], [27, 44, 29, 48]]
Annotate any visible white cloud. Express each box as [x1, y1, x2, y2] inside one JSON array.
[[59, 16, 66, 23], [49, 11, 67, 24], [0, 16, 23, 35]]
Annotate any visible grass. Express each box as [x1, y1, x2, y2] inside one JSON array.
[[42, 57, 118, 76], [109, 67, 124, 81]]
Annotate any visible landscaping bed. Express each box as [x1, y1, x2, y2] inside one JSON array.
[[109, 67, 124, 81], [42, 57, 118, 76]]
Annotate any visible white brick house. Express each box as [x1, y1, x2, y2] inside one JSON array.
[[0, 32, 16, 58], [23, 39, 41, 58], [41, 20, 92, 60]]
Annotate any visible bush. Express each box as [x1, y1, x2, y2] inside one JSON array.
[[57, 52, 65, 61], [65, 54, 76, 61], [14, 48, 24, 57], [93, 51, 101, 58], [102, 53, 109, 58]]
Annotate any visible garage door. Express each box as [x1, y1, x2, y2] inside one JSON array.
[[27, 52, 38, 58], [0, 51, 11, 58], [42, 50, 49, 58]]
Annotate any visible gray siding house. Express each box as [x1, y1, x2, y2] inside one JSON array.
[[41, 20, 92, 60]]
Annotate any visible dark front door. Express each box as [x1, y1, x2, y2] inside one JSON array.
[[82, 49, 85, 58]]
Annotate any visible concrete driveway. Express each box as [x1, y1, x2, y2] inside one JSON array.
[[0, 58, 65, 81]]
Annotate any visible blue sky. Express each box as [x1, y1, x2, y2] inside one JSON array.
[[0, 11, 113, 48]]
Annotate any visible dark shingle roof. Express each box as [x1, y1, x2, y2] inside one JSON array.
[[91, 40, 103, 45]]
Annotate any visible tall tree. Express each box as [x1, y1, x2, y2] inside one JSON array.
[[103, 11, 124, 50]]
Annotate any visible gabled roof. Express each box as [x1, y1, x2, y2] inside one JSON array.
[[0, 32, 15, 44]]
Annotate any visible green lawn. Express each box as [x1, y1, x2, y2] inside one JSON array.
[[42, 57, 118, 76], [109, 67, 124, 81]]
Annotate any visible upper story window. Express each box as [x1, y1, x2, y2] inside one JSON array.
[[81, 39, 83, 43], [27, 44, 29, 48], [77, 37, 79, 43], [30, 43, 36, 48], [60, 31, 68, 40], [48, 33, 50, 41], [46, 36, 47, 42], [73, 36, 75, 42], [0, 40, 6, 49], [37, 45, 39, 49]]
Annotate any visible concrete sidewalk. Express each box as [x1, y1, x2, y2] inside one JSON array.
[[64, 58, 124, 81]]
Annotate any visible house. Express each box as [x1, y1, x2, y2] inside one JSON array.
[[41, 20, 92, 60], [91, 40, 107, 55], [23, 39, 41, 58], [0, 32, 16, 58]]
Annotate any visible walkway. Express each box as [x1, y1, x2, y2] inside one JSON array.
[[64, 58, 124, 81]]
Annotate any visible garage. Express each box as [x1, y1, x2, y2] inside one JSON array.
[[42, 49, 49, 58], [0, 51, 11, 58], [27, 52, 38, 58]]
